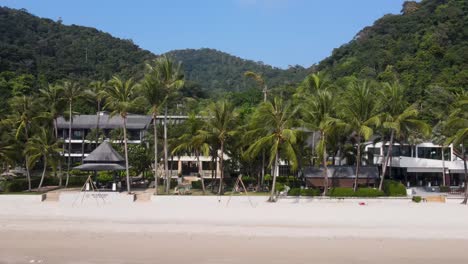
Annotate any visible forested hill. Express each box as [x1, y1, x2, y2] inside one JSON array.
[[318, 0, 468, 99], [165, 49, 309, 94], [0, 7, 155, 82], [0, 6, 308, 94]]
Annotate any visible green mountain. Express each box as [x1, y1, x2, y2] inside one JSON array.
[[318, 0, 467, 99], [0, 6, 308, 95], [166, 48, 309, 94]]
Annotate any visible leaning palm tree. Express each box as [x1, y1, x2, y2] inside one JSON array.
[[104, 76, 141, 194], [377, 82, 430, 190], [25, 127, 62, 190], [146, 56, 184, 193], [198, 101, 238, 195], [61, 81, 84, 187], [341, 80, 379, 191], [245, 97, 298, 202], [444, 92, 468, 204], [39, 84, 65, 186]]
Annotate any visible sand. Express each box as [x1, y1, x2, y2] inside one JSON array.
[[1, 195, 468, 263]]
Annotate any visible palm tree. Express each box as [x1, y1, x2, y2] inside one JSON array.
[[104, 76, 141, 194], [25, 127, 62, 190], [244, 71, 268, 186], [378, 82, 430, 190], [198, 101, 238, 195], [141, 68, 166, 195], [341, 80, 379, 191], [61, 81, 84, 187], [146, 56, 184, 193], [85, 80, 107, 147], [172, 114, 210, 194], [245, 97, 298, 202], [39, 84, 65, 186], [444, 92, 467, 204], [7, 96, 39, 191]]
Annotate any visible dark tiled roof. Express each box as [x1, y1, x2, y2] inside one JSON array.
[[83, 141, 124, 163], [74, 163, 126, 171], [57, 113, 151, 130], [303, 166, 379, 179]]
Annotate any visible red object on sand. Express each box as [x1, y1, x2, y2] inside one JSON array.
[[359, 202, 366, 206]]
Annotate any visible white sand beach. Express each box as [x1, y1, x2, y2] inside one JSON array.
[[1, 195, 468, 263]]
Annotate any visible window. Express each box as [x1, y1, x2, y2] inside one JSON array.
[[417, 147, 449, 160]]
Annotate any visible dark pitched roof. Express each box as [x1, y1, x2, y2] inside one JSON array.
[[57, 112, 151, 130], [83, 141, 124, 163], [73, 163, 126, 171], [303, 166, 379, 179]]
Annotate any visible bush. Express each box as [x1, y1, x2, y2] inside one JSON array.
[[66, 176, 89, 187], [439, 186, 450, 193], [97, 172, 113, 183], [329, 187, 384, 197], [383, 180, 407, 196], [192, 181, 203, 189], [412, 196, 422, 203], [241, 176, 256, 186], [275, 182, 285, 192], [264, 174, 272, 182], [288, 188, 301, 196], [301, 188, 320, 196]]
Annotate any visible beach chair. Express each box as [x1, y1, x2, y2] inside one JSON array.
[[423, 195, 446, 203]]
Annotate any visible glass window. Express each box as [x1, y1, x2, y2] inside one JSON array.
[[417, 147, 447, 160]]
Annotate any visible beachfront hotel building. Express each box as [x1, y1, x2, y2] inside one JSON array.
[[57, 112, 221, 178]]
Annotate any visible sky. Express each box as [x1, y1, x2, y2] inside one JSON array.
[[3, 0, 407, 68]]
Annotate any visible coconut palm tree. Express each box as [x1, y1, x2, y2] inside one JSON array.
[[141, 69, 166, 195], [444, 92, 467, 204], [341, 80, 379, 191], [245, 97, 298, 202], [378, 82, 430, 190], [198, 101, 238, 195], [146, 56, 184, 193], [85, 80, 107, 147], [172, 114, 210, 194], [61, 81, 84, 187], [39, 84, 65, 185], [104, 76, 141, 194], [7, 96, 40, 191], [25, 127, 62, 190]]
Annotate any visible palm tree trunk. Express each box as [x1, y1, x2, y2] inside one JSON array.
[[354, 139, 361, 192], [164, 106, 170, 194], [268, 151, 279, 202], [123, 117, 131, 194], [379, 130, 395, 190], [24, 126, 31, 191], [197, 153, 206, 195], [322, 132, 329, 196], [66, 101, 72, 188], [95, 100, 101, 148], [38, 156, 47, 190], [462, 145, 467, 205], [217, 141, 225, 195], [441, 147, 446, 186], [54, 118, 63, 187], [153, 113, 159, 195]]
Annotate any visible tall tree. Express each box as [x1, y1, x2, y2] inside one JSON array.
[[104, 76, 141, 194], [85, 80, 107, 147], [444, 92, 468, 204], [25, 127, 62, 190], [245, 97, 298, 202], [198, 101, 238, 195], [146, 56, 184, 193], [39, 84, 65, 185], [378, 82, 430, 190], [61, 81, 84, 187], [341, 80, 379, 191]]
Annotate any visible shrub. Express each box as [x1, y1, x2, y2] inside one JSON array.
[[439, 186, 450, 193], [412, 196, 422, 203], [191, 181, 202, 189], [264, 174, 272, 182], [383, 180, 407, 196], [66, 176, 89, 187], [329, 187, 384, 197], [275, 182, 285, 192], [241, 176, 256, 186], [276, 176, 288, 183], [97, 173, 113, 183], [288, 188, 301, 196], [301, 188, 320, 196]]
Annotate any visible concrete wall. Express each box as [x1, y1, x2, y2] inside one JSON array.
[[0, 194, 45, 202], [59, 192, 135, 206]]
